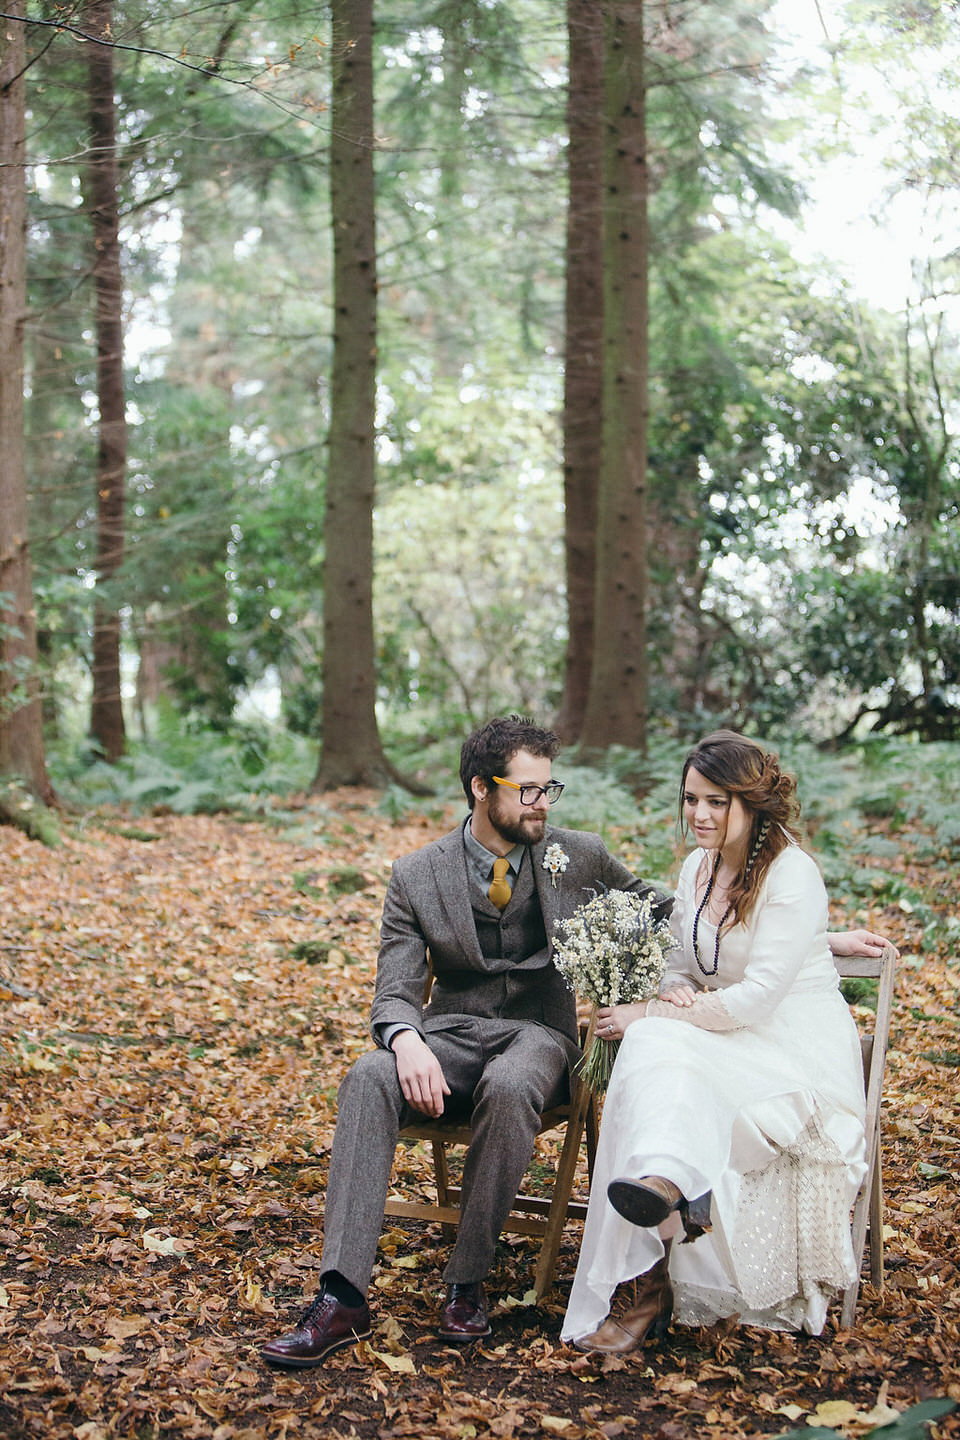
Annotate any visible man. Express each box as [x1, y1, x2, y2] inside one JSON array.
[[261, 714, 668, 1366]]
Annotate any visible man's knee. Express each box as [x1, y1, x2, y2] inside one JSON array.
[[338, 1047, 403, 1109], [475, 1050, 564, 1117]]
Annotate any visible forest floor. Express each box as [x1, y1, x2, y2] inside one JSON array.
[[1, 791, 958, 1440]]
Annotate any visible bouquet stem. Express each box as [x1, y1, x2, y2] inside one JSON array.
[[577, 1034, 620, 1095]]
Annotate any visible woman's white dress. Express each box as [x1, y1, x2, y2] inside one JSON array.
[[561, 845, 867, 1342]]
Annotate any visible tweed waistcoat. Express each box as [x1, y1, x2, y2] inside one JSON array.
[[473, 849, 548, 969]]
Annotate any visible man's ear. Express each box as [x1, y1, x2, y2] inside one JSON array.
[[471, 774, 488, 805]]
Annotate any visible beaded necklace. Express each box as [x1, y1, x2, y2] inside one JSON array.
[[692, 852, 734, 977]]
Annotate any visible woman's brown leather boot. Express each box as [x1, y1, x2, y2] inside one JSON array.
[[573, 1242, 673, 1355], [607, 1174, 713, 1244]]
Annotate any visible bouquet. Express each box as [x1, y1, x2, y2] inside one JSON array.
[[553, 887, 677, 1094]]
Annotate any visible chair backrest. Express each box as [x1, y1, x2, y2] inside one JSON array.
[[833, 943, 896, 1326], [833, 945, 896, 1173]]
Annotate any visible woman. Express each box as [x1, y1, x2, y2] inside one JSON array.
[[562, 730, 883, 1353]]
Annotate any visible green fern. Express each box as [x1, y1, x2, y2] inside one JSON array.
[[50, 726, 313, 816]]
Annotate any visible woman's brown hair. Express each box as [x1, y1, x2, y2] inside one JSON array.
[[678, 730, 803, 928]]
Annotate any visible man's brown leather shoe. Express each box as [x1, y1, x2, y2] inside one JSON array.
[[438, 1281, 491, 1341], [261, 1291, 372, 1368]]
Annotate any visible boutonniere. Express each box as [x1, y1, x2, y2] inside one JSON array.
[[542, 843, 570, 888]]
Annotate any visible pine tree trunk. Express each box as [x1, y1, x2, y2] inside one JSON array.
[[556, 0, 604, 744], [312, 0, 392, 790], [581, 0, 648, 753], [86, 0, 127, 761], [0, 3, 54, 802]]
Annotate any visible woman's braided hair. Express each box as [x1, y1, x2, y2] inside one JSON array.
[[678, 730, 803, 928]]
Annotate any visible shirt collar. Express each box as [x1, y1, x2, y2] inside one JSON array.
[[462, 815, 525, 876]]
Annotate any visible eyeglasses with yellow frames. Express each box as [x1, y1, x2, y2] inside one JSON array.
[[492, 776, 565, 806]]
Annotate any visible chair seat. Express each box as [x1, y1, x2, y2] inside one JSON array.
[[383, 1020, 599, 1299]]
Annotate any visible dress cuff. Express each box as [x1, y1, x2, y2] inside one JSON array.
[[644, 990, 741, 1032]]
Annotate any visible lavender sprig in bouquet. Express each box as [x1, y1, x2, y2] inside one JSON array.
[[553, 887, 677, 1094]]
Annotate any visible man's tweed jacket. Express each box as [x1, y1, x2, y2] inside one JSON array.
[[370, 820, 670, 1062]]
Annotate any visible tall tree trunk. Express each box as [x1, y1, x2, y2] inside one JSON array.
[[312, 0, 392, 790], [0, 3, 54, 802], [556, 0, 604, 744], [86, 0, 127, 761], [580, 0, 648, 753]]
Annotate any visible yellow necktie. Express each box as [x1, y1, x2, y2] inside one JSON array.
[[488, 856, 511, 910]]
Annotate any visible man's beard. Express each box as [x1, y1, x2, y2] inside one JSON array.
[[487, 790, 547, 847]]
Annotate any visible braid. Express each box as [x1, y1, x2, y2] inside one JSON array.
[[742, 818, 770, 885], [723, 817, 773, 929]]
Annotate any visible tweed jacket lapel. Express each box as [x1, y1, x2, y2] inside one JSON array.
[[423, 822, 592, 968], [426, 823, 484, 964]]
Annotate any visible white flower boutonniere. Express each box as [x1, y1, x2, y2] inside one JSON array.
[[542, 843, 569, 888]]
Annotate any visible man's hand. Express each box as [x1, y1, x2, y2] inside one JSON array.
[[828, 928, 899, 959], [390, 1030, 451, 1118]]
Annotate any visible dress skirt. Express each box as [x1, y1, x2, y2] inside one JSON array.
[[561, 991, 867, 1342]]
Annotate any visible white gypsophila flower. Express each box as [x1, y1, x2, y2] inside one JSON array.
[[551, 887, 678, 1092], [542, 843, 569, 888]]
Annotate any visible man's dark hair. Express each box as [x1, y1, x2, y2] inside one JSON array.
[[459, 715, 561, 809]]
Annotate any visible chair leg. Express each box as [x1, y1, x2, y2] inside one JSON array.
[[841, 1123, 882, 1327], [431, 1138, 457, 1242], [867, 1140, 884, 1289], [531, 1090, 591, 1302], [584, 1093, 599, 1181], [840, 1271, 860, 1329]]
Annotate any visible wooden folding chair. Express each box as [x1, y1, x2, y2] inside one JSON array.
[[834, 943, 897, 1327], [383, 1014, 599, 1301]]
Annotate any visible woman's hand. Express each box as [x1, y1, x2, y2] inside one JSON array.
[[595, 1002, 648, 1040], [660, 985, 697, 1007], [828, 928, 899, 959]]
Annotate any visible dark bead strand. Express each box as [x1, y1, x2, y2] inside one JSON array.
[[692, 852, 732, 977], [692, 819, 771, 977]]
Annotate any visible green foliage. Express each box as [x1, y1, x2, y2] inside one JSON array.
[[772, 1397, 955, 1439], [15, 0, 960, 745], [49, 717, 313, 816], [108, 825, 163, 842], [290, 939, 355, 965], [852, 740, 960, 857], [294, 866, 369, 898], [373, 408, 566, 727], [550, 766, 645, 841], [920, 1048, 960, 1068], [839, 976, 879, 1010]]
